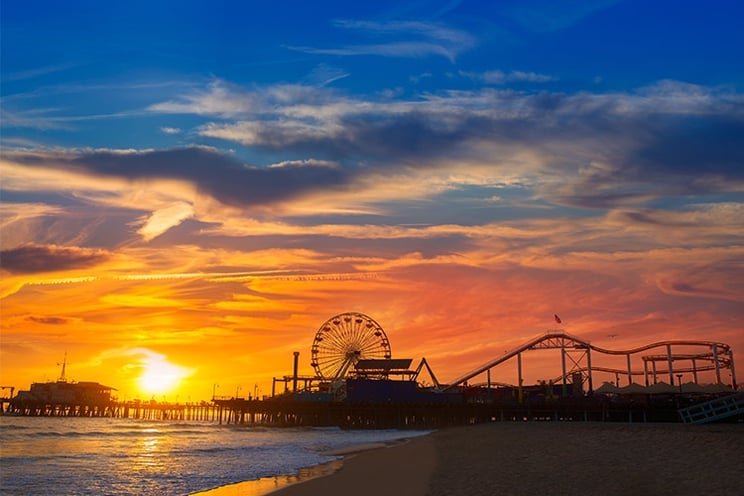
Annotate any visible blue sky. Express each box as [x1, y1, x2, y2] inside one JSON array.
[[1, 1, 743, 396]]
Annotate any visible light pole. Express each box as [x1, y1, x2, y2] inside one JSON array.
[[212, 383, 219, 400], [235, 385, 241, 399]]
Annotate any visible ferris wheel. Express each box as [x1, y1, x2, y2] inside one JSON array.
[[310, 312, 392, 379]]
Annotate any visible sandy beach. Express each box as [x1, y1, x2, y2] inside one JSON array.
[[263, 422, 743, 496]]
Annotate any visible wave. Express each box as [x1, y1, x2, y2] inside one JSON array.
[[19, 427, 210, 439], [0, 424, 31, 431]]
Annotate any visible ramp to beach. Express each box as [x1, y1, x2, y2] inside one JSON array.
[[678, 391, 744, 424]]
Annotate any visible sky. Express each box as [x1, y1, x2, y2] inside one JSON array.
[[1, 0, 743, 401]]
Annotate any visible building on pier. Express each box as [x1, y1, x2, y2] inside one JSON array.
[[10, 380, 117, 416], [6, 355, 117, 416]]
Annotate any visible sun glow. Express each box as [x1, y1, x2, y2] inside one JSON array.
[[137, 355, 192, 397]]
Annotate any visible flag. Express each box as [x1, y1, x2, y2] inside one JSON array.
[[554, 314, 562, 324]]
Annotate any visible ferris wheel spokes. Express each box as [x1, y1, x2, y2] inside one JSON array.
[[310, 312, 392, 379]]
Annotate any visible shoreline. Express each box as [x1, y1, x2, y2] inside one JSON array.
[[189, 459, 344, 496], [196, 421, 743, 496], [265, 434, 436, 496], [190, 436, 430, 496]]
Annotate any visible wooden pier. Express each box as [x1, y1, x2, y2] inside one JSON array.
[[209, 394, 693, 428], [4, 393, 739, 426], [4, 398, 220, 421]]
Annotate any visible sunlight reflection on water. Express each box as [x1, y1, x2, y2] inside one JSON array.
[[0, 416, 429, 496]]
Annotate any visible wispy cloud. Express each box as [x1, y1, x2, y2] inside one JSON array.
[[287, 19, 476, 62], [0, 106, 147, 130], [135, 201, 194, 241], [1, 63, 80, 82], [460, 69, 555, 84], [303, 64, 350, 87], [504, 0, 622, 33], [0, 107, 74, 130], [1, 79, 199, 130]]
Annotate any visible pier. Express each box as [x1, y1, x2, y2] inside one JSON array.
[[208, 387, 737, 427], [3, 313, 740, 426], [4, 398, 220, 421], [3, 386, 740, 427]]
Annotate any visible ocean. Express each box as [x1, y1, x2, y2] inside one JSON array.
[[0, 416, 430, 495]]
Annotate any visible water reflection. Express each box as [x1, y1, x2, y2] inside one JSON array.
[[135, 429, 163, 471]]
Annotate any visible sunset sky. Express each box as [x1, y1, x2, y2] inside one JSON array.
[[1, 1, 742, 401]]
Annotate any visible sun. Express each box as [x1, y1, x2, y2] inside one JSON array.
[[137, 355, 191, 397]]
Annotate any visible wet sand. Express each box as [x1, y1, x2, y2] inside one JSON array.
[[200, 422, 744, 496]]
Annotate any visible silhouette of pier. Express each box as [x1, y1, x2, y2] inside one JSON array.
[[5, 397, 220, 421], [3, 315, 740, 426]]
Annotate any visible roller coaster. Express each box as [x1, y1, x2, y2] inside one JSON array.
[[439, 329, 737, 394]]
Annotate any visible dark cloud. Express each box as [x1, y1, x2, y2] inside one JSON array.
[[656, 260, 744, 302], [629, 115, 744, 178], [240, 88, 744, 197], [27, 315, 69, 325], [0, 244, 110, 274], [6, 147, 352, 209]]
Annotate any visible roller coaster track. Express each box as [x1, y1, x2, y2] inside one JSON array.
[[440, 331, 735, 391]]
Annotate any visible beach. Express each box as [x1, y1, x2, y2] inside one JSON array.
[[267, 422, 744, 496]]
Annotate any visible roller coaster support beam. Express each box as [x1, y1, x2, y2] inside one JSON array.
[[517, 353, 523, 404], [667, 344, 674, 385], [412, 358, 440, 388], [626, 354, 632, 385], [730, 350, 737, 390], [713, 344, 721, 384], [561, 346, 567, 396], [586, 347, 593, 394], [487, 369, 491, 401]]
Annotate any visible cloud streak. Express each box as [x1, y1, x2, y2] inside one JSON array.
[[287, 19, 476, 62]]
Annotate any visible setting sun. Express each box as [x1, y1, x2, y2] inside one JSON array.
[[137, 354, 193, 398]]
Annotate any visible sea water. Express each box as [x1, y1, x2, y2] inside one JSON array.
[[0, 416, 429, 496]]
